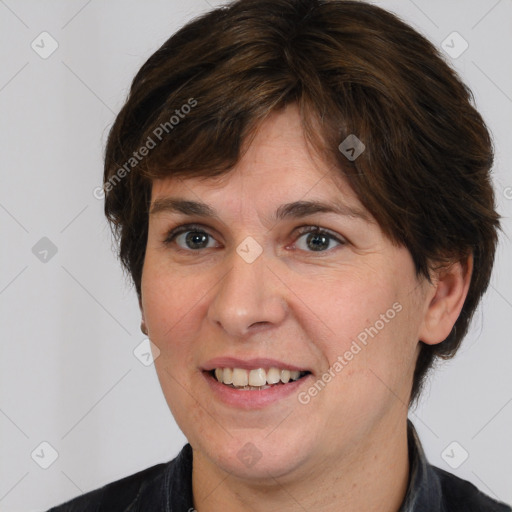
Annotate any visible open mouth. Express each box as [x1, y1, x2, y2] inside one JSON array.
[[208, 367, 311, 391]]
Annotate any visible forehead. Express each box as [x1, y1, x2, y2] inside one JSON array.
[[150, 105, 370, 224]]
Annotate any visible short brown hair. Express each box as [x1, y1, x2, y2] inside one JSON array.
[[103, 0, 500, 404]]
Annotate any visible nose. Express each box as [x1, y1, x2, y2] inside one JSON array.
[[206, 246, 288, 338]]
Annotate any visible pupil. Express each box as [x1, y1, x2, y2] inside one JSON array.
[[308, 233, 329, 251], [186, 232, 208, 249]]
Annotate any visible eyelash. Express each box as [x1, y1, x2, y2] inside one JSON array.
[[162, 223, 346, 254]]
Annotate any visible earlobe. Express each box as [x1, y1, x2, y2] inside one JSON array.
[[419, 255, 473, 345]]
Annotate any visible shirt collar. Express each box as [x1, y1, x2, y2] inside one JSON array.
[[165, 442, 194, 512], [399, 418, 443, 512]]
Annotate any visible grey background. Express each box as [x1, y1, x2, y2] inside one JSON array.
[[0, 0, 511, 510]]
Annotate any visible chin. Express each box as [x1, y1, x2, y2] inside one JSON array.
[[194, 429, 316, 482]]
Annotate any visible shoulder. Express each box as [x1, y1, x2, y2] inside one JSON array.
[[432, 465, 511, 511], [46, 456, 178, 512]]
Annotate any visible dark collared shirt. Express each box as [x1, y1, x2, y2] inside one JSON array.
[[48, 420, 511, 511]]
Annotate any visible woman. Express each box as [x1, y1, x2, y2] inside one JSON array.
[[49, 0, 510, 510]]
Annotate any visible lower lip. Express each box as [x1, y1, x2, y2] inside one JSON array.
[[202, 371, 312, 409]]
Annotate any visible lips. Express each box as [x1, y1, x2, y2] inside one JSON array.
[[201, 357, 312, 391], [202, 367, 314, 409]]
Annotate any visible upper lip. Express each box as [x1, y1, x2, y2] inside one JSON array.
[[201, 357, 311, 372]]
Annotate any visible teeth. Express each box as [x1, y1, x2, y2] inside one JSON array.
[[249, 368, 266, 387], [232, 368, 249, 387], [211, 367, 307, 388], [223, 367, 233, 384], [266, 367, 281, 384]]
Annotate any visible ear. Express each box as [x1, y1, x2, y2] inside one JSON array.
[[419, 254, 473, 345], [139, 295, 148, 336]]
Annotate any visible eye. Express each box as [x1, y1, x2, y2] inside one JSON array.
[[162, 223, 345, 253], [163, 224, 219, 251], [293, 226, 345, 252]]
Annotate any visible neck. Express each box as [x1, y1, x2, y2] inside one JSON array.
[[191, 414, 411, 512]]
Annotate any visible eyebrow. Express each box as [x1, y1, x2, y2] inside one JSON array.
[[149, 198, 369, 222]]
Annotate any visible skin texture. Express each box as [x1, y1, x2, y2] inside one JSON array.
[[140, 104, 471, 511]]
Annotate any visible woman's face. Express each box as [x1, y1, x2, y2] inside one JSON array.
[[141, 104, 432, 481]]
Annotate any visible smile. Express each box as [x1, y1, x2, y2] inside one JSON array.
[[211, 367, 310, 390]]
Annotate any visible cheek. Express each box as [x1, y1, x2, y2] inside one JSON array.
[[310, 269, 420, 397], [141, 259, 209, 424], [312, 270, 400, 345], [142, 252, 208, 334], [140, 256, 213, 382]]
